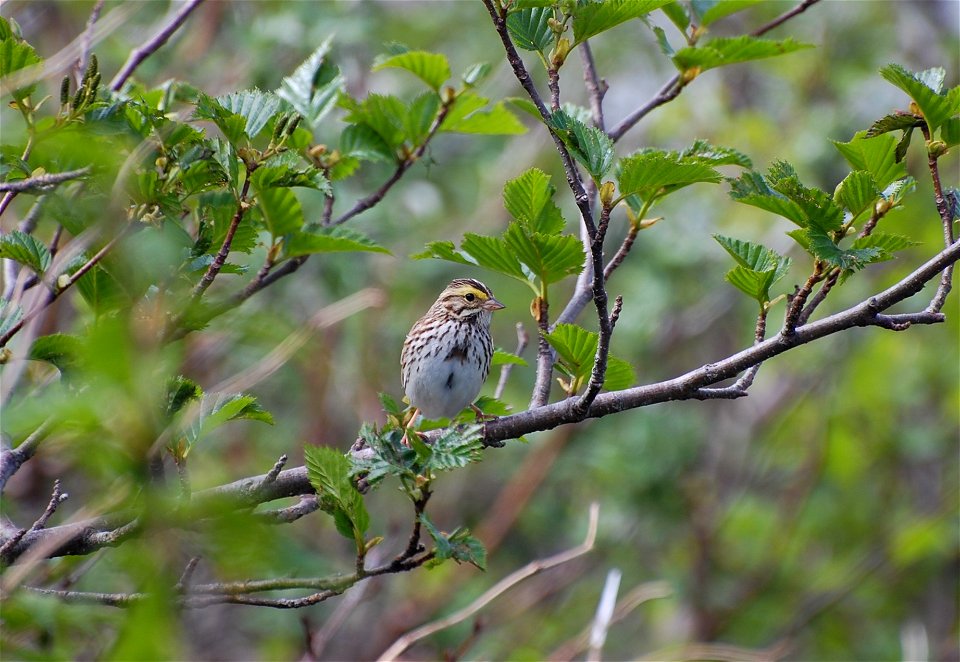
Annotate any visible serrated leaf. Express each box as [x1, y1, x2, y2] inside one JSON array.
[[572, 0, 674, 44], [544, 323, 598, 381], [806, 229, 882, 271], [166, 376, 203, 417], [378, 392, 403, 416], [865, 113, 923, 138], [834, 170, 880, 218], [850, 232, 918, 262], [618, 151, 722, 202], [672, 36, 812, 73], [682, 139, 752, 168], [652, 25, 674, 56], [251, 170, 303, 237], [340, 93, 407, 150], [428, 424, 484, 471], [547, 109, 614, 181], [0, 298, 23, 338], [724, 265, 777, 302], [694, 0, 764, 26], [412, 240, 480, 266], [420, 513, 487, 570], [880, 63, 958, 132], [713, 234, 790, 303], [341, 123, 395, 162], [603, 356, 635, 391], [492, 349, 528, 367], [832, 132, 906, 191], [713, 234, 787, 274], [305, 445, 369, 540], [661, 2, 690, 31], [405, 92, 441, 145], [0, 38, 41, 100], [28, 333, 82, 375], [283, 226, 390, 258], [766, 161, 844, 232], [503, 168, 566, 235], [441, 93, 526, 135], [507, 7, 554, 53], [276, 38, 344, 130], [0, 230, 51, 275], [216, 89, 281, 140], [460, 233, 529, 281], [504, 222, 585, 285], [373, 50, 450, 91]]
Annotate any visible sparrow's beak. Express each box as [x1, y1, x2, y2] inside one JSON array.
[[483, 297, 505, 311]]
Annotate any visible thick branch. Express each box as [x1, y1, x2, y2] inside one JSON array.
[[9, 239, 955, 562]]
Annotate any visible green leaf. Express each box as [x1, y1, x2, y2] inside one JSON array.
[[682, 139, 753, 168], [428, 424, 484, 471], [165, 376, 204, 417], [572, 0, 674, 44], [441, 92, 527, 135], [544, 323, 597, 382], [879, 64, 958, 132], [0, 38, 41, 100], [492, 349, 528, 367], [618, 150, 722, 202], [471, 395, 512, 416], [694, 0, 764, 26], [461, 62, 492, 87], [661, 2, 690, 32], [340, 93, 407, 150], [216, 89, 282, 140], [504, 222, 585, 285], [865, 113, 924, 138], [672, 36, 812, 73], [420, 513, 487, 570], [373, 50, 451, 91], [603, 356, 636, 391], [74, 265, 128, 314], [941, 117, 960, 147], [405, 92, 441, 145], [251, 168, 304, 237], [208, 393, 275, 426], [832, 132, 906, 191], [503, 168, 566, 235], [0, 298, 22, 339], [0, 230, 51, 275], [28, 334, 82, 375], [507, 7, 554, 53], [341, 123, 395, 162], [850, 232, 918, 263], [460, 233, 529, 281], [283, 226, 390, 258], [276, 39, 344, 130], [547, 109, 615, 181], [304, 445, 370, 540], [806, 229, 882, 271], [713, 234, 790, 303], [254, 159, 330, 192], [834, 170, 880, 218]]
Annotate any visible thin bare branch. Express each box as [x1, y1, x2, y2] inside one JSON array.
[[376, 502, 600, 662], [495, 322, 529, 400], [191, 176, 252, 299], [0, 480, 67, 561], [580, 41, 606, 130], [74, 0, 105, 81], [109, 0, 207, 92], [0, 167, 92, 194], [609, 0, 823, 143], [0, 419, 52, 492]]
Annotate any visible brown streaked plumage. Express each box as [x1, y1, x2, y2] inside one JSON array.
[[401, 278, 504, 420]]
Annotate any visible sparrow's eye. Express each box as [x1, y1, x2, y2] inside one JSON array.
[[464, 293, 476, 302]]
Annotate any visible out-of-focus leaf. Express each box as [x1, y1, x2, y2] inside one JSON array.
[[283, 226, 390, 258], [28, 334, 82, 375], [441, 92, 526, 135], [373, 50, 450, 91], [694, 0, 764, 26], [277, 38, 345, 130], [0, 230, 51, 275], [672, 36, 812, 73]]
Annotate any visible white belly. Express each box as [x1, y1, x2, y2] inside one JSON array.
[[404, 352, 484, 419]]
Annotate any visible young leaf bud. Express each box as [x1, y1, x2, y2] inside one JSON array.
[[547, 17, 564, 34], [550, 38, 571, 68], [56, 274, 72, 291], [927, 139, 948, 159], [599, 181, 616, 207], [638, 216, 663, 230], [441, 86, 456, 105]]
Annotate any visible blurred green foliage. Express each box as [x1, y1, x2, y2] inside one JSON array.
[[1, 1, 957, 660]]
